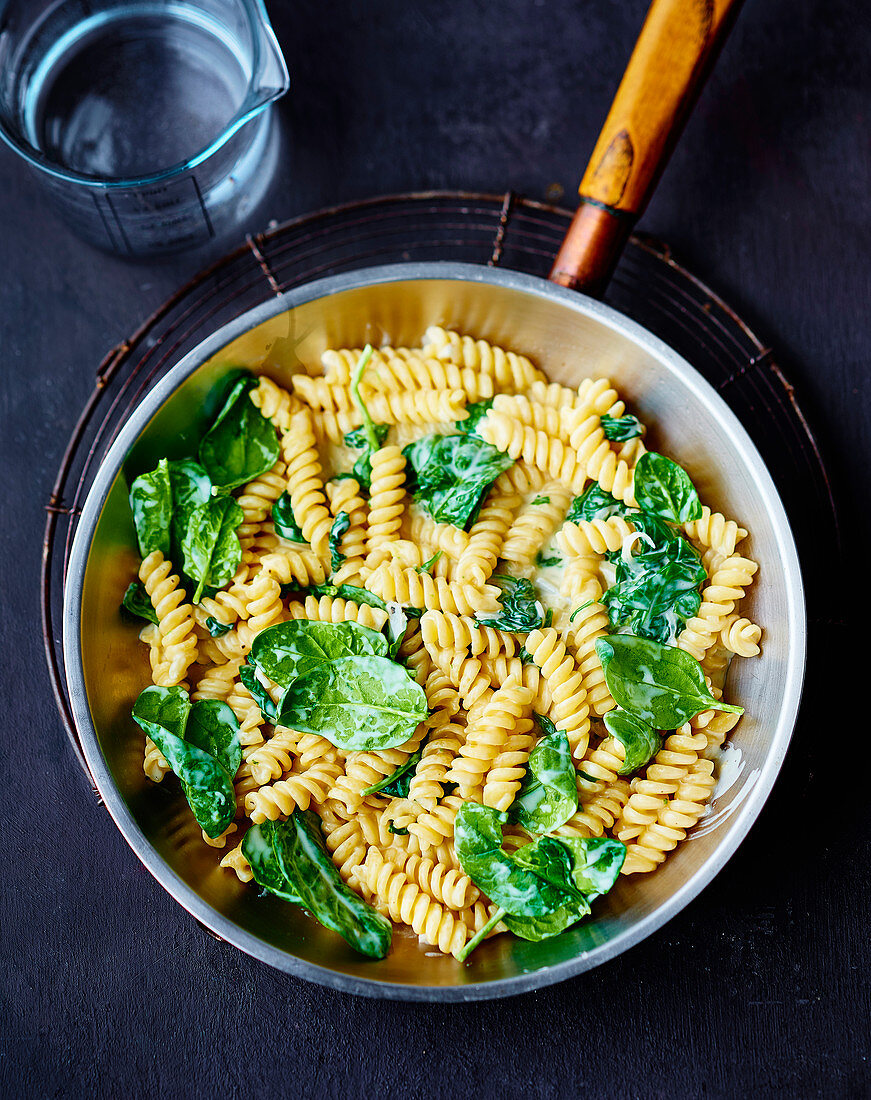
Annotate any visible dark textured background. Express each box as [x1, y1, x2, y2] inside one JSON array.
[[2, 0, 869, 1096]]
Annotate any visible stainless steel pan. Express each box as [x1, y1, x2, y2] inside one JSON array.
[[62, 0, 806, 1000]]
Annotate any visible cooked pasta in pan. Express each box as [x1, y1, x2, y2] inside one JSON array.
[[123, 327, 759, 961]]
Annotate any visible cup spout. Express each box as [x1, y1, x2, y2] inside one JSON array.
[[249, 1, 290, 107]]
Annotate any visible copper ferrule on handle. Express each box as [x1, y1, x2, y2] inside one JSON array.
[[549, 202, 636, 297]]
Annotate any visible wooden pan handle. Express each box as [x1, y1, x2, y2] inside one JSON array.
[[550, 0, 743, 295]]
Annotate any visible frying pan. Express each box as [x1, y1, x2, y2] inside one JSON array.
[[63, 0, 805, 1000]]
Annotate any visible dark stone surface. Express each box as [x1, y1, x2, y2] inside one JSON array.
[[1, 0, 868, 1096]]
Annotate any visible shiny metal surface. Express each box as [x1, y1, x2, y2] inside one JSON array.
[[63, 263, 805, 1000]]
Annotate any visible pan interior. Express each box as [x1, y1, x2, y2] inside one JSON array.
[[72, 270, 802, 995]]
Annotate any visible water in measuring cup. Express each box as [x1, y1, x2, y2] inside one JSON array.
[[27, 5, 250, 179]]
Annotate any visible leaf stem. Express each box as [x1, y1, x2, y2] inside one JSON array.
[[351, 345, 378, 453], [193, 578, 205, 604], [457, 907, 506, 962]]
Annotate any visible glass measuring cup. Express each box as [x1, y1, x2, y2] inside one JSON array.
[[0, 0, 289, 255]]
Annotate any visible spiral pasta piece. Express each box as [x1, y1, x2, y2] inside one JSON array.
[[226, 679, 266, 749], [455, 485, 520, 584], [236, 460, 288, 559], [366, 446, 407, 561], [407, 794, 465, 851], [477, 411, 585, 492], [259, 546, 327, 588], [614, 726, 707, 841], [245, 727, 299, 787], [446, 678, 535, 801], [677, 555, 758, 661], [355, 849, 469, 958], [621, 758, 716, 874], [720, 614, 762, 657], [191, 658, 242, 704], [684, 505, 747, 560], [524, 628, 591, 760], [556, 778, 632, 839], [286, 594, 388, 632], [355, 352, 495, 402], [429, 649, 494, 711], [326, 476, 368, 585], [330, 738, 425, 814], [139, 551, 198, 686], [420, 610, 517, 660], [250, 376, 299, 433], [366, 561, 501, 617], [501, 480, 573, 569], [390, 850, 479, 911], [562, 588, 615, 716], [407, 720, 465, 810], [558, 515, 636, 558], [491, 392, 565, 438], [220, 840, 254, 883], [568, 413, 637, 507], [477, 655, 543, 697], [245, 757, 344, 823], [406, 510, 469, 560], [281, 408, 333, 558], [421, 327, 545, 390], [482, 718, 537, 811]]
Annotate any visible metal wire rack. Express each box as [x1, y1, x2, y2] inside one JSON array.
[[43, 190, 840, 774]]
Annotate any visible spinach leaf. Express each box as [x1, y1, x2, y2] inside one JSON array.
[[566, 483, 623, 524], [165, 459, 213, 565], [132, 684, 190, 739], [204, 616, 231, 637], [198, 375, 280, 492], [277, 655, 428, 750], [454, 803, 577, 917], [361, 742, 426, 798], [415, 551, 443, 574], [632, 452, 702, 525], [129, 458, 172, 558], [512, 836, 589, 904], [310, 583, 388, 611], [132, 686, 235, 838], [455, 398, 495, 435], [622, 510, 678, 551], [535, 713, 559, 737], [121, 581, 158, 626], [603, 710, 660, 774], [384, 601, 412, 660], [531, 495, 550, 506], [181, 495, 244, 603], [388, 821, 409, 836], [595, 634, 743, 728], [600, 413, 644, 441], [510, 730, 578, 833], [476, 574, 544, 633], [602, 534, 705, 643], [535, 550, 562, 568], [250, 620, 387, 687], [344, 422, 390, 489], [271, 811, 393, 958], [242, 823, 302, 904], [402, 433, 514, 529], [329, 512, 350, 572], [556, 835, 626, 898], [272, 492, 307, 543], [184, 699, 242, 778], [238, 663, 277, 722]]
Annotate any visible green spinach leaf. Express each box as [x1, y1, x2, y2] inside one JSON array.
[[361, 742, 426, 798], [329, 512, 350, 572], [310, 583, 387, 611], [238, 663, 277, 722], [271, 811, 393, 958], [632, 452, 703, 525], [402, 433, 514, 529], [165, 459, 213, 564], [184, 699, 242, 778], [595, 635, 743, 728], [129, 458, 173, 558], [510, 730, 578, 833], [476, 574, 544, 633], [198, 375, 280, 492], [250, 619, 387, 687], [566, 483, 623, 524], [454, 803, 577, 917], [455, 398, 495, 435], [204, 616, 232, 637], [535, 550, 562, 568], [242, 823, 302, 904], [121, 581, 158, 626], [603, 710, 660, 774], [415, 551, 443, 575], [531, 495, 551, 506], [602, 534, 705, 643], [131, 686, 235, 838], [277, 655, 428, 750], [272, 492, 307, 543], [344, 422, 390, 489], [600, 413, 644, 441], [181, 495, 244, 603]]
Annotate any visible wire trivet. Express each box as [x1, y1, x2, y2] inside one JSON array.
[[43, 190, 840, 776]]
